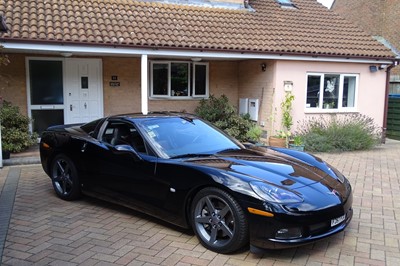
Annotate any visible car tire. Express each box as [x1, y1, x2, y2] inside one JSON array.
[[50, 154, 81, 201], [190, 187, 249, 253]]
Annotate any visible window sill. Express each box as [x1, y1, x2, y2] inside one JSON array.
[[149, 96, 208, 100], [304, 108, 358, 114]]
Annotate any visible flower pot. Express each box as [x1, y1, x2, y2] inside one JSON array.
[[289, 144, 305, 151], [268, 136, 286, 147]]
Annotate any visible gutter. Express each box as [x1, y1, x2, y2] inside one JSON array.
[[0, 39, 396, 64]]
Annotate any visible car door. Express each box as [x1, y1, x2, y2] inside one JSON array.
[[81, 119, 173, 218]]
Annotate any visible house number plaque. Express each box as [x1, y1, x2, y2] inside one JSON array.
[[110, 75, 120, 87]]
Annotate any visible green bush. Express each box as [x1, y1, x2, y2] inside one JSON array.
[[296, 114, 381, 152], [246, 125, 263, 142], [195, 95, 258, 142], [0, 101, 38, 152]]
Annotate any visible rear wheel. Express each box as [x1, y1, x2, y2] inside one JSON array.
[[50, 154, 81, 201], [190, 187, 249, 253]]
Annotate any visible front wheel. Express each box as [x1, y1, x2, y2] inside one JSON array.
[[190, 187, 249, 253], [50, 154, 81, 201]]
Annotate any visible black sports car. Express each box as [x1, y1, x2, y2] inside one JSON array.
[[40, 112, 353, 253]]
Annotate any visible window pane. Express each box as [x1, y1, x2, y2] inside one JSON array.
[[306, 75, 321, 108], [323, 75, 339, 109], [153, 63, 168, 96], [29, 60, 63, 105], [31, 110, 64, 135], [343, 76, 356, 107], [171, 63, 189, 97], [194, 64, 207, 96]]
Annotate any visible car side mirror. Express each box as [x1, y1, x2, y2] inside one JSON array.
[[114, 144, 143, 162]]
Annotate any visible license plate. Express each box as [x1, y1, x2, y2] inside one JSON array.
[[331, 214, 346, 227]]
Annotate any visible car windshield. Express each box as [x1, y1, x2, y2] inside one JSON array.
[[136, 117, 241, 158]]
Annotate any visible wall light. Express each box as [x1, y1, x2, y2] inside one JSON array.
[[369, 65, 378, 73], [261, 63, 267, 72]]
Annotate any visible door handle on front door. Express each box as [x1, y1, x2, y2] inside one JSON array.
[[84, 103, 87, 109], [70, 104, 73, 111]]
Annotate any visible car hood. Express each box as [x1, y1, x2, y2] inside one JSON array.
[[183, 147, 344, 191]]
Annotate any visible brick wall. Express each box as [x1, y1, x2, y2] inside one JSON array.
[[148, 61, 240, 113], [0, 54, 28, 115], [1, 55, 245, 118], [238, 60, 275, 133], [332, 0, 384, 36], [103, 57, 141, 115], [332, 0, 400, 75]]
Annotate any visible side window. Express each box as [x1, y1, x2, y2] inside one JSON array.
[[102, 121, 147, 153]]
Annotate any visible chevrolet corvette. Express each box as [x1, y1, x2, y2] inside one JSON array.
[[40, 112, 353, 253]]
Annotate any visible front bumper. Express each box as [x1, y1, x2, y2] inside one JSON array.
[[248, 193, 353, 250]]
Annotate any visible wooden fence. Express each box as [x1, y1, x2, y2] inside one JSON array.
[[387, 96, 400, 140]]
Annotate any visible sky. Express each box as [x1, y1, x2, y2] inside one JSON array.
[[317, 0, 334, 8]]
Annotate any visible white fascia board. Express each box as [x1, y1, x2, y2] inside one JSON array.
[[1, 42, 395, 64]]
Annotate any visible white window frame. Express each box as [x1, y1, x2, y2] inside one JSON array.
[[150, 60, 209, 99], [192, 62, 209, 98], [305, 73, 359, 113]]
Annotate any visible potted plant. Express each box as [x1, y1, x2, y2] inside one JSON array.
[[289, 135, 305, 151], [269, 91, 295, 147], [0, 101, 38, 158], [269, 130, 289, 147], [245, 125, 263, 144]]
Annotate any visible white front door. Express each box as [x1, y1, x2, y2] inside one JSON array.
[[65, 58, 103, 124]]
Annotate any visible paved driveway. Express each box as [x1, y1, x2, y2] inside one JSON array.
[[0, 140, 399, 266]]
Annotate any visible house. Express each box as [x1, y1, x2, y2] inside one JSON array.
[[332, 0, 400, 94], [0, 0, 396, 140]]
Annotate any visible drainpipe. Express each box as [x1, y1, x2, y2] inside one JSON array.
[[382, 60, 398, 144]]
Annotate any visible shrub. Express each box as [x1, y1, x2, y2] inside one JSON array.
[[295, 114, 381, 152], [0, 101, 38, 152], [246, 125, 263, 143], [195, 95, 257, 142]]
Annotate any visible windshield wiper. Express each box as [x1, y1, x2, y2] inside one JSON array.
[[170, 153, 212, 159]]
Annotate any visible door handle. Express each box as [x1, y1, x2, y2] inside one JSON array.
[[84, 102, 87, 109], [70, 104, 73, 111]]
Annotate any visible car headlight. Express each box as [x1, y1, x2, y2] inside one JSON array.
[[249, 181, 303, 204]]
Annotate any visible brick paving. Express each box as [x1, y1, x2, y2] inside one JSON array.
[[0, 140, 399, 265]]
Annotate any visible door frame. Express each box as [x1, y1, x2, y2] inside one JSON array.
[[26, 57, 104, 132]]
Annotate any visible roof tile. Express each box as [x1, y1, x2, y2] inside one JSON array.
[[0, 0, 394, 58]]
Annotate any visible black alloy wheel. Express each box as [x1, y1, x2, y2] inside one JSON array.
[[191, 187, 249, 253], [51, 154, 81, 201]]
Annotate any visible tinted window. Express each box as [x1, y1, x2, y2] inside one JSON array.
[[29, 60, 63, 105]]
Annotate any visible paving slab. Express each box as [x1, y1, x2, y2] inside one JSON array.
[[0, 140, 399, 265]]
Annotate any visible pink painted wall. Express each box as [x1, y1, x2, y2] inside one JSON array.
[[272, 60, 387, 133]]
